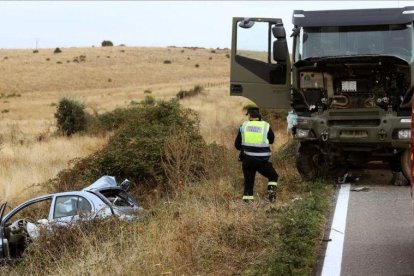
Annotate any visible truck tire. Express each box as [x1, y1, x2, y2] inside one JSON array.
[[401, 148, 411, 182], [296, 142, 347, 181], [296, 142, 318, 181]]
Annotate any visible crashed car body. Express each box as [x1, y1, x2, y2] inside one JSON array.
[[0, 176, 141, 260]]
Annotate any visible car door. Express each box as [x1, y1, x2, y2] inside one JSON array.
[[230, 17, 291, 109], [0, 202, 8, 259], [51, 195, 93, 225]]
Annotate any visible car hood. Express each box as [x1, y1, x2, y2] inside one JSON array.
[[83, 176, 118, 191]]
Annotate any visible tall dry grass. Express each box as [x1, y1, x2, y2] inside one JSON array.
[[0, 135, 108, 203]]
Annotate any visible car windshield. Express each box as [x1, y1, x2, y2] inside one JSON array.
[[294, 24, 413, 62]]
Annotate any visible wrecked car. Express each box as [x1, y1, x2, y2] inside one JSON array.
[[0, 176, 142, 261]]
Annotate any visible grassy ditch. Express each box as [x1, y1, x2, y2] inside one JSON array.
[[254, 181, 332, 275]]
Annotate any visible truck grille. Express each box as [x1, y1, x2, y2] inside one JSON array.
[[339, 130, 369, 138], [328, 119, 381, 126]]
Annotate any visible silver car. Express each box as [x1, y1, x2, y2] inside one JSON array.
[[0, 176, 142, 261]]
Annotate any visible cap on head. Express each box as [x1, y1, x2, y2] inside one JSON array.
[[246, 107, 261, 118]]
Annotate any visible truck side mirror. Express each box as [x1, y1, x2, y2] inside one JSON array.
[[272, 25, 286, 39], [239, 18, 255, 29], [273, 39, 288, 63]]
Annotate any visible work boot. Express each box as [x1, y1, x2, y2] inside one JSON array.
[[267, 185, 277, 203]]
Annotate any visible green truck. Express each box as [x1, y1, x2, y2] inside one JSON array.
[[230, 6, 413, 182]]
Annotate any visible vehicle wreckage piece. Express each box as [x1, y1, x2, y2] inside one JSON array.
[[0, 176, 142, 262]]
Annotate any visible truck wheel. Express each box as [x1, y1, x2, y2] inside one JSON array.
[[296, 142, 347, 181], [296, 142, 319, 181], [401, 148, 411, 182]]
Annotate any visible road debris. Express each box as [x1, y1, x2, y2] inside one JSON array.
[[351, 186, 370, 192]]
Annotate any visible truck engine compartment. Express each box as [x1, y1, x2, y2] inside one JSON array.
[[293, 57, 411, 115]]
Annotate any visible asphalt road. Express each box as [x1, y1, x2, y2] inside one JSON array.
[[319, 170, 414, 276]]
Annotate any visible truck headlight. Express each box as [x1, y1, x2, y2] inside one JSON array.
[[398, 129, 411, 139], [296, 129, 310, 138]]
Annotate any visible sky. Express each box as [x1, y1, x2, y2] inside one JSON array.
[[0, 1, 413, 50]]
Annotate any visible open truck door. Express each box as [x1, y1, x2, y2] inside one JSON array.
[[230, 17, 291, 109]]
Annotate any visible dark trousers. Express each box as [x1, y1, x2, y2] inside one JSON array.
[[242, 157, 278, 196]]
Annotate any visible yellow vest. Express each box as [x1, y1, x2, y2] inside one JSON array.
[[240, 121, 271, 157]]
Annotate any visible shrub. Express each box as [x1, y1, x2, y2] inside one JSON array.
[[187, 57, 191, 60], [144, 89, 152, 94], [176, 85, 204, 99], [50, 99, 204, 192], [120, 49, 125, 53], [195, 64, 200, 68], [1, 109, 9, 113], [46, 58, 50, 61], [225, 54, 230, 58], [108, 78, 112, 82], [142, 95, 155, 105], [33, 50, 39, 54], [4, 57, 8, 60], [101, 40, 114, 47], [211, 50, 216, 53], [54, 47, 62, 54], [56, 61, 62, 64], [54, 98, 88, 136], [209, 57, 212, 60], [163, 60, 172, 64]]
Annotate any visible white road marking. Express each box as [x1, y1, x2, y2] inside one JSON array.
[[321, 184, 351, 276]]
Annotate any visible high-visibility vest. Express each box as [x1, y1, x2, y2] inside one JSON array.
[[240, 120, 271, 157]]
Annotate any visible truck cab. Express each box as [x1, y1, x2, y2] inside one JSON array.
[[231, 7, 414, 180]]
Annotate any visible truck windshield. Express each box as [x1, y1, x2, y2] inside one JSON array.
[[294, 24, 413, 62]]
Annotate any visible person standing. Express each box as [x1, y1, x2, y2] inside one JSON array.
[[234, 107, 279, 203]]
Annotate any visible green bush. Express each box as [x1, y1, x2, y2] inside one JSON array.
[[163, 60, 172, 64], [54, 47, 62, 54], [176, 85, 204, 99], [54, 98, 88, 136], [51, 99, 205, 193], [101, 40, 114, 47]]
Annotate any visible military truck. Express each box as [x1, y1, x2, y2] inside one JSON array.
[[230, 7, 413, 181]]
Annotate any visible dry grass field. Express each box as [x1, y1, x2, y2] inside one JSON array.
[[0, 46, 288, 202]]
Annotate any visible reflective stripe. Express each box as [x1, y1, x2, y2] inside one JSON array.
[[242, 142, 269, 147], [242, 195, 254, 200], [268, 182, 278, 186], [244, 151, 272, 157]]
